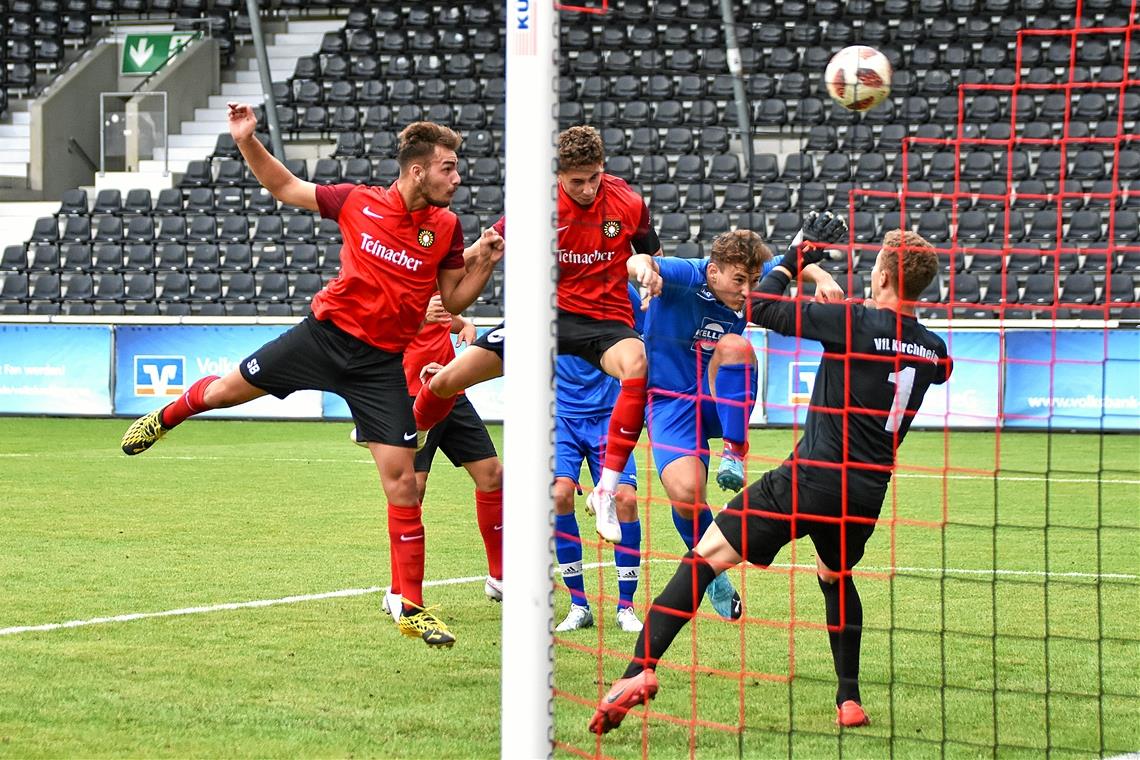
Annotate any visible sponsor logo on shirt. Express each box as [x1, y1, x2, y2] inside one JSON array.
[[359, 232, 424, 272], [418, 229, 435, 248], [558, 249, 616, 265], [691, 317, 727, 351], [601, 219, 622, 238]]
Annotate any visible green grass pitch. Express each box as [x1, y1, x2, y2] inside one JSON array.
[[0, 417, 1136, 758]]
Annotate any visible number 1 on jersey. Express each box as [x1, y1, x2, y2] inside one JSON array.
[[885, 366, 916, 433]]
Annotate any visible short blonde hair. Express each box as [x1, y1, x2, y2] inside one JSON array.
[[709, 229, 772, 278], [879, 229, 938, 301]]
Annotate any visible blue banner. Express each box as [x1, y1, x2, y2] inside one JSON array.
[[0, 324, 112, 414], [1004, 330, 1140, 430], [763, 329, 1001, 429], [114, 325, 323, 418]]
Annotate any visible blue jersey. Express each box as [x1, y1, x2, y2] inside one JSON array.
[[641, 255, 782, 395], [555, 354, 619, 418]]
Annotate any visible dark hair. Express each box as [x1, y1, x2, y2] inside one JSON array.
[[879, 229, 938, 301], [709, 229, 772, 276], [557, 125, 605, 172], [397, 122, 462, 169]]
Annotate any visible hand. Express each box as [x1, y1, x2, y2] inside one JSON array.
[[454, 319, 476, 347], [630, 256, 662, 310], [475, 227, 505, 266], [802, 210, 849, 246], [813, 277, 846, 303], [784, 212, 848, 276], [226, 102, 258, 144], [424, 294, 452, 325], [419, 362, 445, 385]]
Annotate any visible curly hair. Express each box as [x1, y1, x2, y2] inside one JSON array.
[[397, 122, 462, 169], [709, 229, 772, 277], [878, 229, 938, 301], [557, 125, 605, 172]]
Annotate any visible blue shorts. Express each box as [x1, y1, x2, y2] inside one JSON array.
[[554, 414, 638, 490], [647, 382, 722, 477]]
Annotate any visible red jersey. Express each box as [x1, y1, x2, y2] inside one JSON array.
[[312, 182, 465, 352], [492, 174, 656, 328], [402, 316, 455, 395]]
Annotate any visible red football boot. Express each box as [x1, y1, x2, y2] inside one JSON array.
[[588, 669, 659, 735], [836, 700, 870, 727]]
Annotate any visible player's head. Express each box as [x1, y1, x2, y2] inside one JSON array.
[[557, 125, 605, 207], [872, 229, 938, 304], [707, 230, 772, 311], [397, 122, 462, 208]]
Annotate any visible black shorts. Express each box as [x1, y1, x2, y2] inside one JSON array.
[[238, 316, 416, 447], [471, 310, 641, 370], [715, 468, 882, 574], [415, 394, 498, 472]]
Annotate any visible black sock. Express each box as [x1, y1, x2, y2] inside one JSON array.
[[623, 551, 716, 679], [818, 574, 863, 705]]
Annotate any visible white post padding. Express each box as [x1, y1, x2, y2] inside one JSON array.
[[502, 1, 558, 758]]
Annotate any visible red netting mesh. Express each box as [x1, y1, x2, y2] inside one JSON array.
[[552, 7, 1139, 759]]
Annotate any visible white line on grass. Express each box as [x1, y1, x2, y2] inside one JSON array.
[[1, 452, 1136, 485], [1, 565, 1134, 638]]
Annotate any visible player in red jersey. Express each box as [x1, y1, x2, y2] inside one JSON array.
[[120, 103, 504, 648], [412, 126, 663, 544], [352, 293, 504, 615]]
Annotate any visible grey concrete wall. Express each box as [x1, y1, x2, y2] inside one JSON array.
[[29, 44, 119, 198], [131, 37, 219, 139]]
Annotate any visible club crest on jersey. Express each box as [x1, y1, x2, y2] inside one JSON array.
[[417, 229, 435, 248], [601, 219, 622, 238]]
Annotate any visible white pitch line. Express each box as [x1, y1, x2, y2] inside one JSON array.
[[2, 564, 1134, 639], [1, 451, 1137, 485]]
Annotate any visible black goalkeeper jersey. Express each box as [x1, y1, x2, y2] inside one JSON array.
[[750, 270, 953, 507]]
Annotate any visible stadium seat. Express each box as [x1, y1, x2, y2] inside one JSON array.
[[657, 213, 691, 241], [649, 184, 681, 213], [681, 184, 716, 213]]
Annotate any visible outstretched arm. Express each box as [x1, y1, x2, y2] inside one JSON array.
[[227, 102, 318, 212]]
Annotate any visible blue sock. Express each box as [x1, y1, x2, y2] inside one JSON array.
[[715, 362, 757, 449], [671, 506, 713, 550], [555, 513, 588, 607], [614, 519, 641, 610]]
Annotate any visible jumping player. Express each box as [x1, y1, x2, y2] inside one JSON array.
[[630, 228, 845, 619], [120, 104, 504, 649], [589, 224, 953, 733], [411, 126, 663, 545], [553, 354, 643, 634], [352, 293, 504, 621]]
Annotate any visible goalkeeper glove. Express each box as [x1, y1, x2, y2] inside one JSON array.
[[783, 211, 848, 276]]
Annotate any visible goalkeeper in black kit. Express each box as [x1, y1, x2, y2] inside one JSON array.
[[589, 214, 953, 734]]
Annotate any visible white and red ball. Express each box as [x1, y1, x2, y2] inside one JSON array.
[[825, 45, 893, 112]]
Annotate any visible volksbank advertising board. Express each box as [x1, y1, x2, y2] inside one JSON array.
[[113, 326, 321, 418], [0, 324, 1136, 430]]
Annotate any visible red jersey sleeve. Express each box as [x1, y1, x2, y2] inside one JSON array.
[[442, 223, 465, 269], [315, 183, 357, 220], [492, 216, 506, 237]]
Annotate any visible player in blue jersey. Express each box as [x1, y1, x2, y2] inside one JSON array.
[[631, 229, 844, 620], [554, 354, 643, 633]]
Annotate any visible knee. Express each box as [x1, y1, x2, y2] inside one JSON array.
[[714, 334, 755, 365], [553, 480, 577, 515], [426, 367, 459, 398], [615, 487, 638, 521], [671, 495, 704, 520], [473, 459, 503, 492], [387, 470, 419, 503]]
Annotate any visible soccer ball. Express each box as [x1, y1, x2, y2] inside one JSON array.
[[825, 45, 893, 112]]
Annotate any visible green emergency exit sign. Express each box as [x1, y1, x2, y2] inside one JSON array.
[[121, 32, 199, 75]]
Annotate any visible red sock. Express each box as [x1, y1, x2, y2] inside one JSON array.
[[413, 381, 457, 431], [603, 377, 647, 471], [160, 375, 219, 428], [475, 488, 503, 580], [388, 543, 401, 596], [387, 503, 425, 608]]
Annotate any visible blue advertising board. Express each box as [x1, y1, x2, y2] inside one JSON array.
[[763, 329, 1001, 429], [0, 324, 113, 415], [1004, 330, 1140, 430], [114, 325, 323, 418]]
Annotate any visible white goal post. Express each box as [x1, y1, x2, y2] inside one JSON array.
[[501, 1, 558, 758]]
